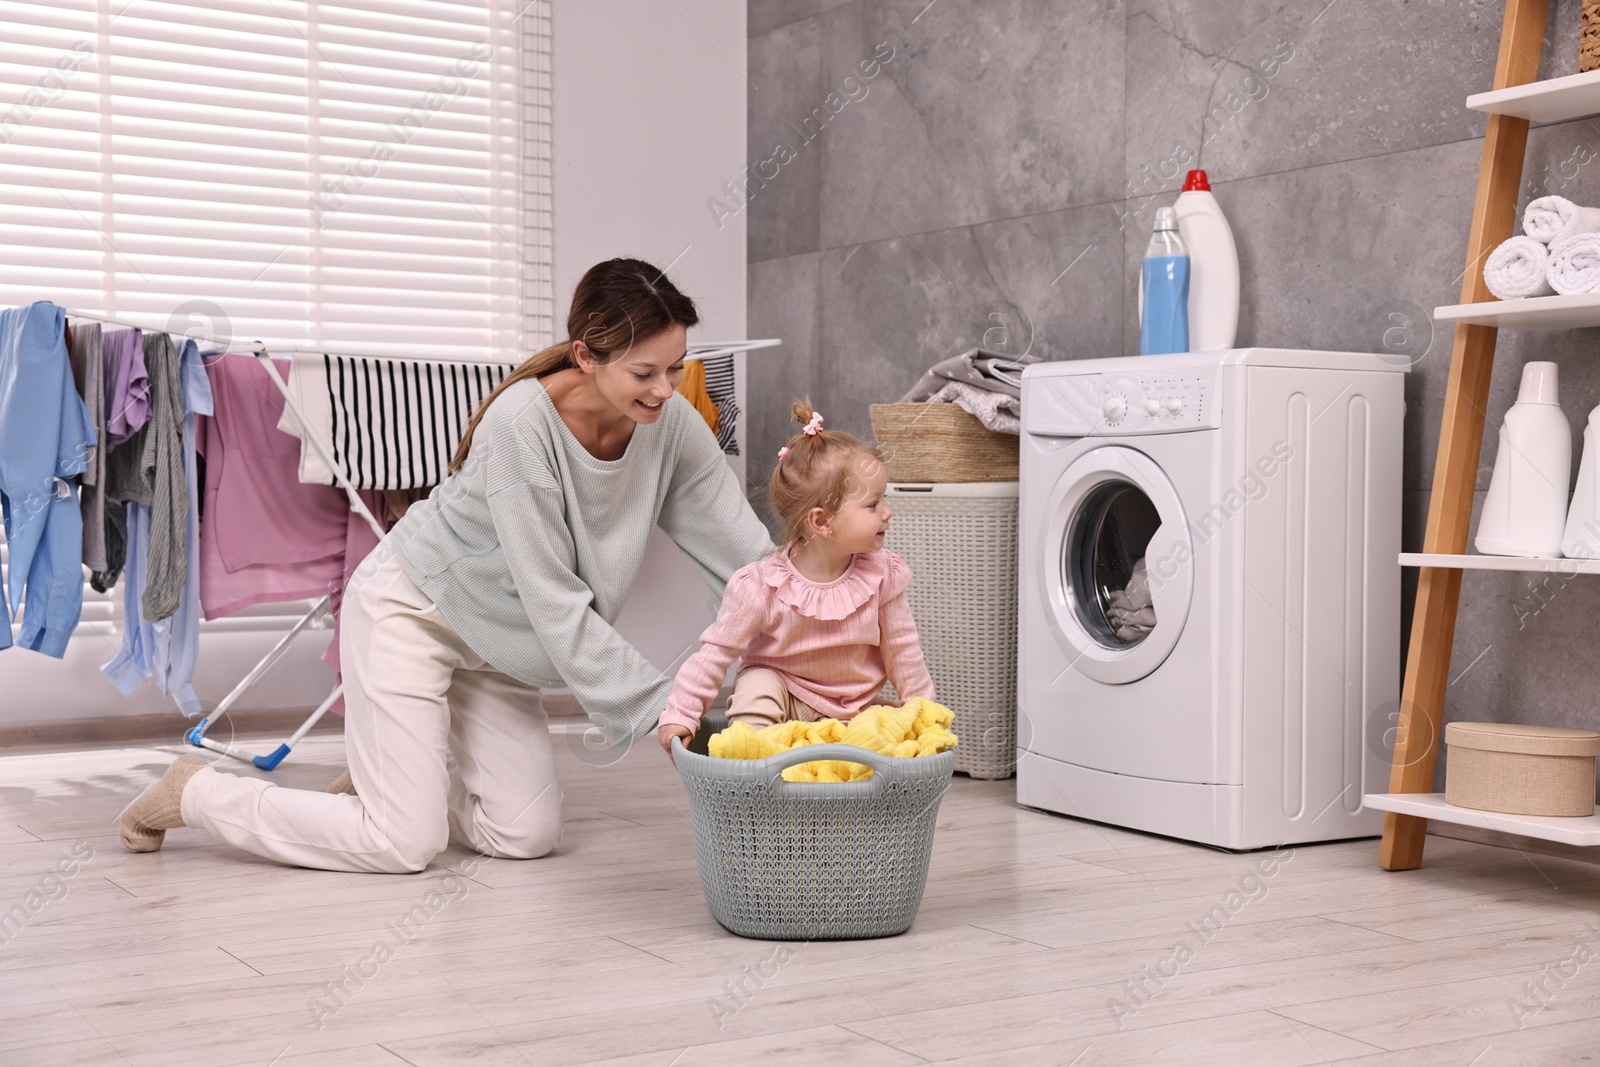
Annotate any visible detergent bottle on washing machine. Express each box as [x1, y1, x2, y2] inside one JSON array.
[[1139, 207, 1190, 355], [1173, 170, 1239, 351]]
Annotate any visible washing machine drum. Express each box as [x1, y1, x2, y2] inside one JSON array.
[[1041, 445, 1194, 684]]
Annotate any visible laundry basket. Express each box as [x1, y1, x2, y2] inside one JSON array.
[[870, 403, 1019, 482], [673, 716, 955, 940], [882, 482, 1020, 779]]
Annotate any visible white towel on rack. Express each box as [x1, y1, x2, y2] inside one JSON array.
[[277, 353, 516, 489], [1547, 233, 1600, 295], [275, 354, 337, 486], [1483, 235, 1554, 299], [1523, 195, 1600, 246]]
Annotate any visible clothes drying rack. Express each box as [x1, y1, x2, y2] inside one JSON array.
[[63, 307, 778, 769]]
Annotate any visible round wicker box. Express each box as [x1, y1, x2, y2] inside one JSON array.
[[881, 482, 1019, 780], [1444, 721, 1600, 817]]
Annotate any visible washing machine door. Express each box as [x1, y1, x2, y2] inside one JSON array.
[[1041, 445, 1193, 684]]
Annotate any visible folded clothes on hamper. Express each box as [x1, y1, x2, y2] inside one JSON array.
[[900, 348, 1042, 434], [925, 380, 1023, 434]]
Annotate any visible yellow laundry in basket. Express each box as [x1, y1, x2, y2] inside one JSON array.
[[707, 698, 958, 782]]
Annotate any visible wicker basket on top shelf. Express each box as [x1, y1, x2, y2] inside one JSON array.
[[1585, 0, 1600, 72], [869, 402, 1019, 483]]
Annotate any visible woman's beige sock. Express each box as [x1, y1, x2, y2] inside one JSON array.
[[119, 754, 208, 852], [326, 768, 357, 796]]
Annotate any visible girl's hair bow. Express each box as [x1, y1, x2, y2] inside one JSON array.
[[803, 411, 824, 436]]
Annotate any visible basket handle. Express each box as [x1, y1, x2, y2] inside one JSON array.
[[763, 742, 901, 798], [671, 738, 903, 796]]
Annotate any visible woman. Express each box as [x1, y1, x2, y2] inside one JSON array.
[[118, 258, 775, 873]]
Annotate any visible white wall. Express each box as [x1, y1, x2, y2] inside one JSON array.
[[552, 0, 747, 345], [2, 605, 338, 724], [2, 2, 752, 723], [553, 0, 752, 678]]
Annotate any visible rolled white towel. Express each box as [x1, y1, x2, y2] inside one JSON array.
[[1484, 236, 1553, 299], [1547, 232, 1600, 295], [1523, 195, 1600, 245]]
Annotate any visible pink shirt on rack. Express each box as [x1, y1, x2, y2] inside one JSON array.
[[197, 356, 349, 619], [660, 548, 936, 732], [196, 356, 389, 709]]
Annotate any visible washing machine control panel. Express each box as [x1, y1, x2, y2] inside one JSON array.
[[1023, 368, 1221, 436], [1093, 373, 1214, 433]]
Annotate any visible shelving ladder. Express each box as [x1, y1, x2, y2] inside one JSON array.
[[1370, 0, 1600, 867]]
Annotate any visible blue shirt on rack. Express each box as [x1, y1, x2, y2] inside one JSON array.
[[0, 301, 96, 657]]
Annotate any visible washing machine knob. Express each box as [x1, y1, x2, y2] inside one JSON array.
[[1166, 396, 1186, 415], [1144, 398, 1162, 416], [1103, 395, 1127, 423]]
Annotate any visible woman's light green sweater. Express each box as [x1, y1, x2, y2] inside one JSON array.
[[387, 377, 774, 749]]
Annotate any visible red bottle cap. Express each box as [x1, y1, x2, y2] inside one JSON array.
[[1182, 169, 1211, 192]]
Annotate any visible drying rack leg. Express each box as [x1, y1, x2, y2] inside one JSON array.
[[243, 686, 343, 770], [185, 597, 339, 771]]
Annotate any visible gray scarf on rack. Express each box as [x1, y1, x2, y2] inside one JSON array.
[[98, 333, 186, 620], [140, 332, 188, 622]]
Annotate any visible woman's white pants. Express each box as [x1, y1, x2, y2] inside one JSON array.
[[180, 542, 563, 873]]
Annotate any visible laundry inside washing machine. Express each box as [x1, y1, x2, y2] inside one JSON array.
[[1066, 481, 1160, 646]]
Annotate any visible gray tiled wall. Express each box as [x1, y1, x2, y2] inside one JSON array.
[[746, 0, 1600, 776]]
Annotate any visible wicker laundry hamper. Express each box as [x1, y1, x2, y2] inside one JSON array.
[[881, 482, 1020, 779], [673, 716, 955, 940], [870, 403, 1019, 482]]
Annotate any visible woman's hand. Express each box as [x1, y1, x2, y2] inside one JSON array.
[[658, 723, 694, 761]]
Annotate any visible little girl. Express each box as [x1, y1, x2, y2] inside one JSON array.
[[657, 402, 936, 753]]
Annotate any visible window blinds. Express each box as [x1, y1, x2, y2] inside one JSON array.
[[0, 0, 553, 363]]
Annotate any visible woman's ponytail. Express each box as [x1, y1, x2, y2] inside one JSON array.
[[448, 258, 700, 473], [449, 340, 575, 472]]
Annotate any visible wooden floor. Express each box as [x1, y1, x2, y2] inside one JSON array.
[[4, 728, 1600, 1066]]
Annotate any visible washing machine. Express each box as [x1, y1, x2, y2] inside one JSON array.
[[1016, 349, 1405, 849]]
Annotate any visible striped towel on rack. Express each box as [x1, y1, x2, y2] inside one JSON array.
[[702, 353, 739, 456], [277, 353, 516, 490]]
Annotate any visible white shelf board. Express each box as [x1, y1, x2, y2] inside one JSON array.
[[1364, 793, 1600, 847], [1467, 69, 1600, 124], [1434, 293, 1600, 331], [1400, 552, 1600, 574]]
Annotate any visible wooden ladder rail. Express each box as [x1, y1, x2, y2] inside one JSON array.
[[1379, 0, 1550, 871]]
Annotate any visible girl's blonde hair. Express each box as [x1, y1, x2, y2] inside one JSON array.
[[768, 401, 885, 546]]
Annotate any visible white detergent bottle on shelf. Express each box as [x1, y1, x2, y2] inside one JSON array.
[[1476, 361, 1571, 558], [1173, 170, 1239, 351], [1561, 404, 1600, 557]]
